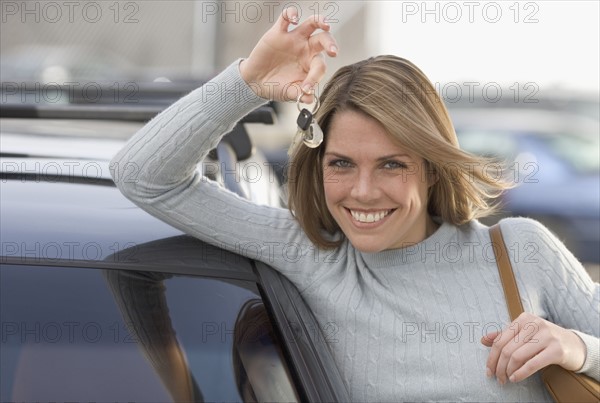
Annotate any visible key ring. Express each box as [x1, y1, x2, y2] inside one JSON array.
[[297, 91, 320, 114]]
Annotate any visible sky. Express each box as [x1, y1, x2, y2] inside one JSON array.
[[372, 1, 599, 94]]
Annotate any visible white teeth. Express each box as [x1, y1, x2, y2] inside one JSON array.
[[350, 209, 391, 223]]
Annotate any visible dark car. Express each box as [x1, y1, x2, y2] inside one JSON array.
[[448, 107, 600, 266], [0, 104, 350, 402]]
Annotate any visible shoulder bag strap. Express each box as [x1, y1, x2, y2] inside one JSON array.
[[489, 224, 524, 321], [490, 225, 600, 403]]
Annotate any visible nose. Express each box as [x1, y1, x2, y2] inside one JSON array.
[[350, 169, 380, 203]]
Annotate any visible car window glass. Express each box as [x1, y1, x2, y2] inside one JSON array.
[[1, 264, 299, 402]]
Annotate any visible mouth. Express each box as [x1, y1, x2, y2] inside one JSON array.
[[347, 208, 395, 224]]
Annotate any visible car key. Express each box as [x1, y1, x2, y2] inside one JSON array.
[[295, 108, 323, 148], [296, 107, 312, 131], [290, 108, 311, 151], [305, 119, 323, 148]]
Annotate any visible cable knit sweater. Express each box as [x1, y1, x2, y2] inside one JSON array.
[[111, 60, 599, 402]]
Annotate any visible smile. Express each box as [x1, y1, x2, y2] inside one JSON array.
[[349, 209, 393, 223]]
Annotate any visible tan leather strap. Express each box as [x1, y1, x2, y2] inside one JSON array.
[[490, 225, 600, 403], [489, 224, 524, 321]]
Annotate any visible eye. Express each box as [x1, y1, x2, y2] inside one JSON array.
[[382, 160, 407, 169], [328, 159, 353, 168]]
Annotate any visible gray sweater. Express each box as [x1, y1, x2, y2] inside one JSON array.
[[111, 60, 599, 402]]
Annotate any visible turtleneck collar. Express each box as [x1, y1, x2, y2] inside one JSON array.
[[359, 220, 457, 268]]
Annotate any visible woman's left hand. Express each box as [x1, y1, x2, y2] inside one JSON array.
[[481, 312, 586, 384]]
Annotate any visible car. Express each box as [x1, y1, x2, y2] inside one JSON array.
[[448, 107, 600, 266], [0, 102, 350, 402]]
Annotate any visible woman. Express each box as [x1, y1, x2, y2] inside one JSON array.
[[111, 9, 599, 402]]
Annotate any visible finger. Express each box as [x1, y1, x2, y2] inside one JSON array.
[[308, 31, 339, 57], [509, 354, 547, 383], [485, 328, 512, 376], [481, 331, 501, 347], [278, 6, 300, 31], [494, 323, 541, 384], [494, 337, 520, 384], [506, 340, 545, 382], [299, 53, 327, 103], [485, 313, 535, 376], [293, 14, 331, 37]]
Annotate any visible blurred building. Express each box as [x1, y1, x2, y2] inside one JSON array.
[[1, 1, 371, 80], [1, 0, 373, 146]]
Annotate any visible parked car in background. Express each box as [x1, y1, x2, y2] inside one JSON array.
[[0, 102, 350, 402], [448, 107, 600, 266]]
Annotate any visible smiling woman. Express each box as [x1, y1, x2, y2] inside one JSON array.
[[111, 7, 599, 402], [321, 109, 437, 252]]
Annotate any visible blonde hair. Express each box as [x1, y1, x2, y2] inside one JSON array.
[[287, 55, 512, 249]]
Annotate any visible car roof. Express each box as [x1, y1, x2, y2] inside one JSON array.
[[0, 167, 256, 281], [0, 103, 280, 278], [2, 133, 129, 162], [1, 104, 275, 161]]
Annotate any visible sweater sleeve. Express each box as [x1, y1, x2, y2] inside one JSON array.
[[572, 330, 600, 377], [109, 60, 323, 286], [499, 217, 600, 381]]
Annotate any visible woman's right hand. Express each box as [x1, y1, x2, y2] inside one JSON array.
[[239, 7, 338, 103]]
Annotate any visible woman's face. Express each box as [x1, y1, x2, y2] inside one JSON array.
[[322, 109, 435, 253]]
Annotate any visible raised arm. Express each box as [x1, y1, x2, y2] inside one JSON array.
[[110, 9, 338, 285]]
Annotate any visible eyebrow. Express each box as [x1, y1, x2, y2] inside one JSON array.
[[323, 152, 412, 161]]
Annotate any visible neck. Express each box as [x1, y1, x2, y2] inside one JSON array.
[[425, 215, 440, 238]]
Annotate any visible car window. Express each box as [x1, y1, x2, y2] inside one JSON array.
[[0, 264, 299, 402]]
